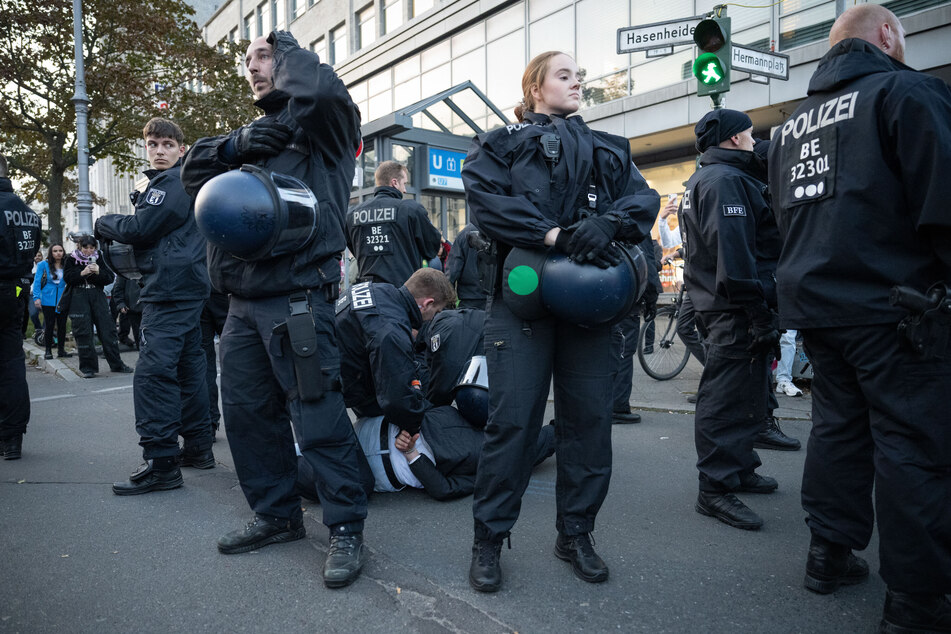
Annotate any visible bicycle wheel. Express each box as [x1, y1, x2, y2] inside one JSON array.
[[34, 328, 45, 347], [638, 306, 690, 381]]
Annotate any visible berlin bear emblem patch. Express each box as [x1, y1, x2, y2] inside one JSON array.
[[430, 333, 441, 352], [145, 189, 166, 206]]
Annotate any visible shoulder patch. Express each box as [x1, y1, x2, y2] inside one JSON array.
[[349, 281, 375, 311], [723, 204, 746, 217], [430, 333, 441, 353], [682, 190, 691, 210], [144, 189, 166, 206], [335, 294, 350, 315]]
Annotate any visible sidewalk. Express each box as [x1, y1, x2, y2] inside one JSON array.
[[23, 339, 139, 383]]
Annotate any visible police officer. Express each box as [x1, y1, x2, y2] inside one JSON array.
[[97, 118, 214, 495], [336, 267, 456, 435], [346, 161, 442, 287], [447, 223, 488, 310], [680, 108, 782, 532], [462, 51, 658, 592], [0, 153, 40, 460], [768, 6, 951, 629], [180, 30, 369, 589]]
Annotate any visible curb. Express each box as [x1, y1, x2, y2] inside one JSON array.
[[23, 342, 83, 382]]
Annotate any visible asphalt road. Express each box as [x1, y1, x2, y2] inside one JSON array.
[[1, 364, 885, 633]]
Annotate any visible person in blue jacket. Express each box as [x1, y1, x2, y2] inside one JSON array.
[[461, 51, 658, 592], [32, 243, 69, 359]]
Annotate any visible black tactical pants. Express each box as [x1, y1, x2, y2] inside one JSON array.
[[220, 292, 368, 531], [694, 310, 766, 492], [473, 293, 614, 541], [134, 300, 211, 459], [200, 292, 229, 427], [68, 286, 124, 375], [612, 310, 638, 412], [801, 324, 951, 594], [0, 284, 29, 440], [677, 290, 706, 365]]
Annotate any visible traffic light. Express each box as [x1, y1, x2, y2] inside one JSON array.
[[693, 13, 731, 97]]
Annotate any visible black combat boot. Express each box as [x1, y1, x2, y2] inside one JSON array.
[[555, 533, 609, 583], [179, 446, 215, 469], [217, 515, 306, 554], [469, 538, 504, 592], [754, 416, 801, 451], [112, 457, 183, 496], [881, 590, 951, 633], [803, 533, 869, 594], [1, 434, 23, 460], [323, 528, 369, 589], [696, 491, 764, 530]]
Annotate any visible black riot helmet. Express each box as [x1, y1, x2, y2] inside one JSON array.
[[501, 244, 648, 327], [453, 355, 489, 429], [194, 165, 319, 261], [98, 240, 142, 281]]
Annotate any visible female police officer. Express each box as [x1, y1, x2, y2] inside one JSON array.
[[461, 51, 659, 592]]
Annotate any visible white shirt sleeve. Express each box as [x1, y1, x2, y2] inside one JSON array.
[[658, 219, 683, 249]]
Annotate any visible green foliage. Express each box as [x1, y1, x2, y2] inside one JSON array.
[[0, 0, 258, 244]]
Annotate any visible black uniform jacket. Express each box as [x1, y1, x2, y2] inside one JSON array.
[[462, 111, 658, 255], [95, 161, 209, 303], [681, 147, 780, 314], [346, 186, 441, 286], [64, 252, 114, 289], [446, 224, 484, 302], [336, 281, 429, 434], [0, 178, 40, 282], [768, 38, 951, 328], [408, 406, 483, 501], [181, 43, 361, 298]]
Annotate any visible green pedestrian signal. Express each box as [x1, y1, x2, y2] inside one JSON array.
[[693, 10, 731, 99]]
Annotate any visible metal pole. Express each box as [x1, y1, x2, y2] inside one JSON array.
[[70, 0, 93, 240]]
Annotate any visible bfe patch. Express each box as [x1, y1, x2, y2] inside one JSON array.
[[723, 204, 746, 217]]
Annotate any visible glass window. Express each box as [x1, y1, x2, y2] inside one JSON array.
[[529, 6, 573, 58], [290, 0, 303, 20], [446, 196, 466, 241], [419, 195, 442, 234], [384, 0, 403, 33], [486, 29, 525, 114], [411, 0, 434, 18], [368, 90, 392, 120], [349, 80, 368, 103], [357, 4, 376, 49], [452, 24, 484, 55], [630, 50, 692, 95], [582, 70, 627, 108], [368, 70, 392, 96], [421, 62, 451, 95], [310, 37, 326, 61], [394, 77, 421, 109], [331, 24, 348, 64], [577, 0, 629, 80], [487, 2, 524, 40], [256, 1, 269, 38], [392, 144, 416, 184], [272, 0, 284, 29], [631, 0, 692, 24], [780, 0, 828, 15], [452, 48, 486, 93], [394, 55, 419, 84], [229, 27, 237, 42], [421, 39, 450, 71], [362, 139, 377, 188], [780, 2, 835, 50], [529, 0, 571, 20], [243, 13, 253, 39]]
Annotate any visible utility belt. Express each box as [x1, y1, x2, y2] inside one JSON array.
[[890, 282, 951, 360], [271, 282, 341, 402]]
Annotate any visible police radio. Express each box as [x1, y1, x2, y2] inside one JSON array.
[[540, 134, 560, 163]]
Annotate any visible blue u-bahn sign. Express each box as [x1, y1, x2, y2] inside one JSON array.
[[425, 147, 466, 192]]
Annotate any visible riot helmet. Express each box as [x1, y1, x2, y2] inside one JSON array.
[[99, 240, 141, 281], [453, 355, 489, 429], [194, 165, 318, 261]]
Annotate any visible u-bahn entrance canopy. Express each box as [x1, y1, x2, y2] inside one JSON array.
[[353, 81, 510, 242]]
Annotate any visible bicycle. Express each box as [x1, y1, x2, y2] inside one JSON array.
[[637, 282, 691, 381]]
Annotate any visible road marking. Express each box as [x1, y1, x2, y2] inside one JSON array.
[[92, 385, 134, 393], [31, 394, 76, 403]]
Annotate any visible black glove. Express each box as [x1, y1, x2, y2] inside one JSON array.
[[232, 121, 293, 162], [267, 30, 300, 59], [641, 285, 659, 320], [554, 228, 574, 255], [746, 304, 781, 358], [586, 243, 622, 269], [567, 214, 620, 261]]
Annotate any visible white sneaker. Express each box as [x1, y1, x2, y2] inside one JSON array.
[[775, 381, 803, 397]]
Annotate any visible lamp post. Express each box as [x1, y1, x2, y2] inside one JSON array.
[[70, 0, 93, 240]]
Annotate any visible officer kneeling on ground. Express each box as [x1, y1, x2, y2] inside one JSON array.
[[769, 6, 951, 630], [97, 118, 214, 495], [181, 30, 369, 589]]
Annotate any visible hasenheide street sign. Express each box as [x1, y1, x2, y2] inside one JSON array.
[[731, 44, 790, 80], [617, 16, 704, 53]]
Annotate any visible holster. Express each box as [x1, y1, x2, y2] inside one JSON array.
[[893, 282, 951, 360], [469, 231, 499, 296], [274, 291, 324, 401]]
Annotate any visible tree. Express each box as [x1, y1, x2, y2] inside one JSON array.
[[0, 0, 258, 245]]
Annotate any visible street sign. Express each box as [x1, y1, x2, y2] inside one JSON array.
[[731, 44, 790, 80], [646, 46, 674, 58], [424, 147, 466, 192], [749, 73, 770, 85], [617, 16, 704, 53]]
